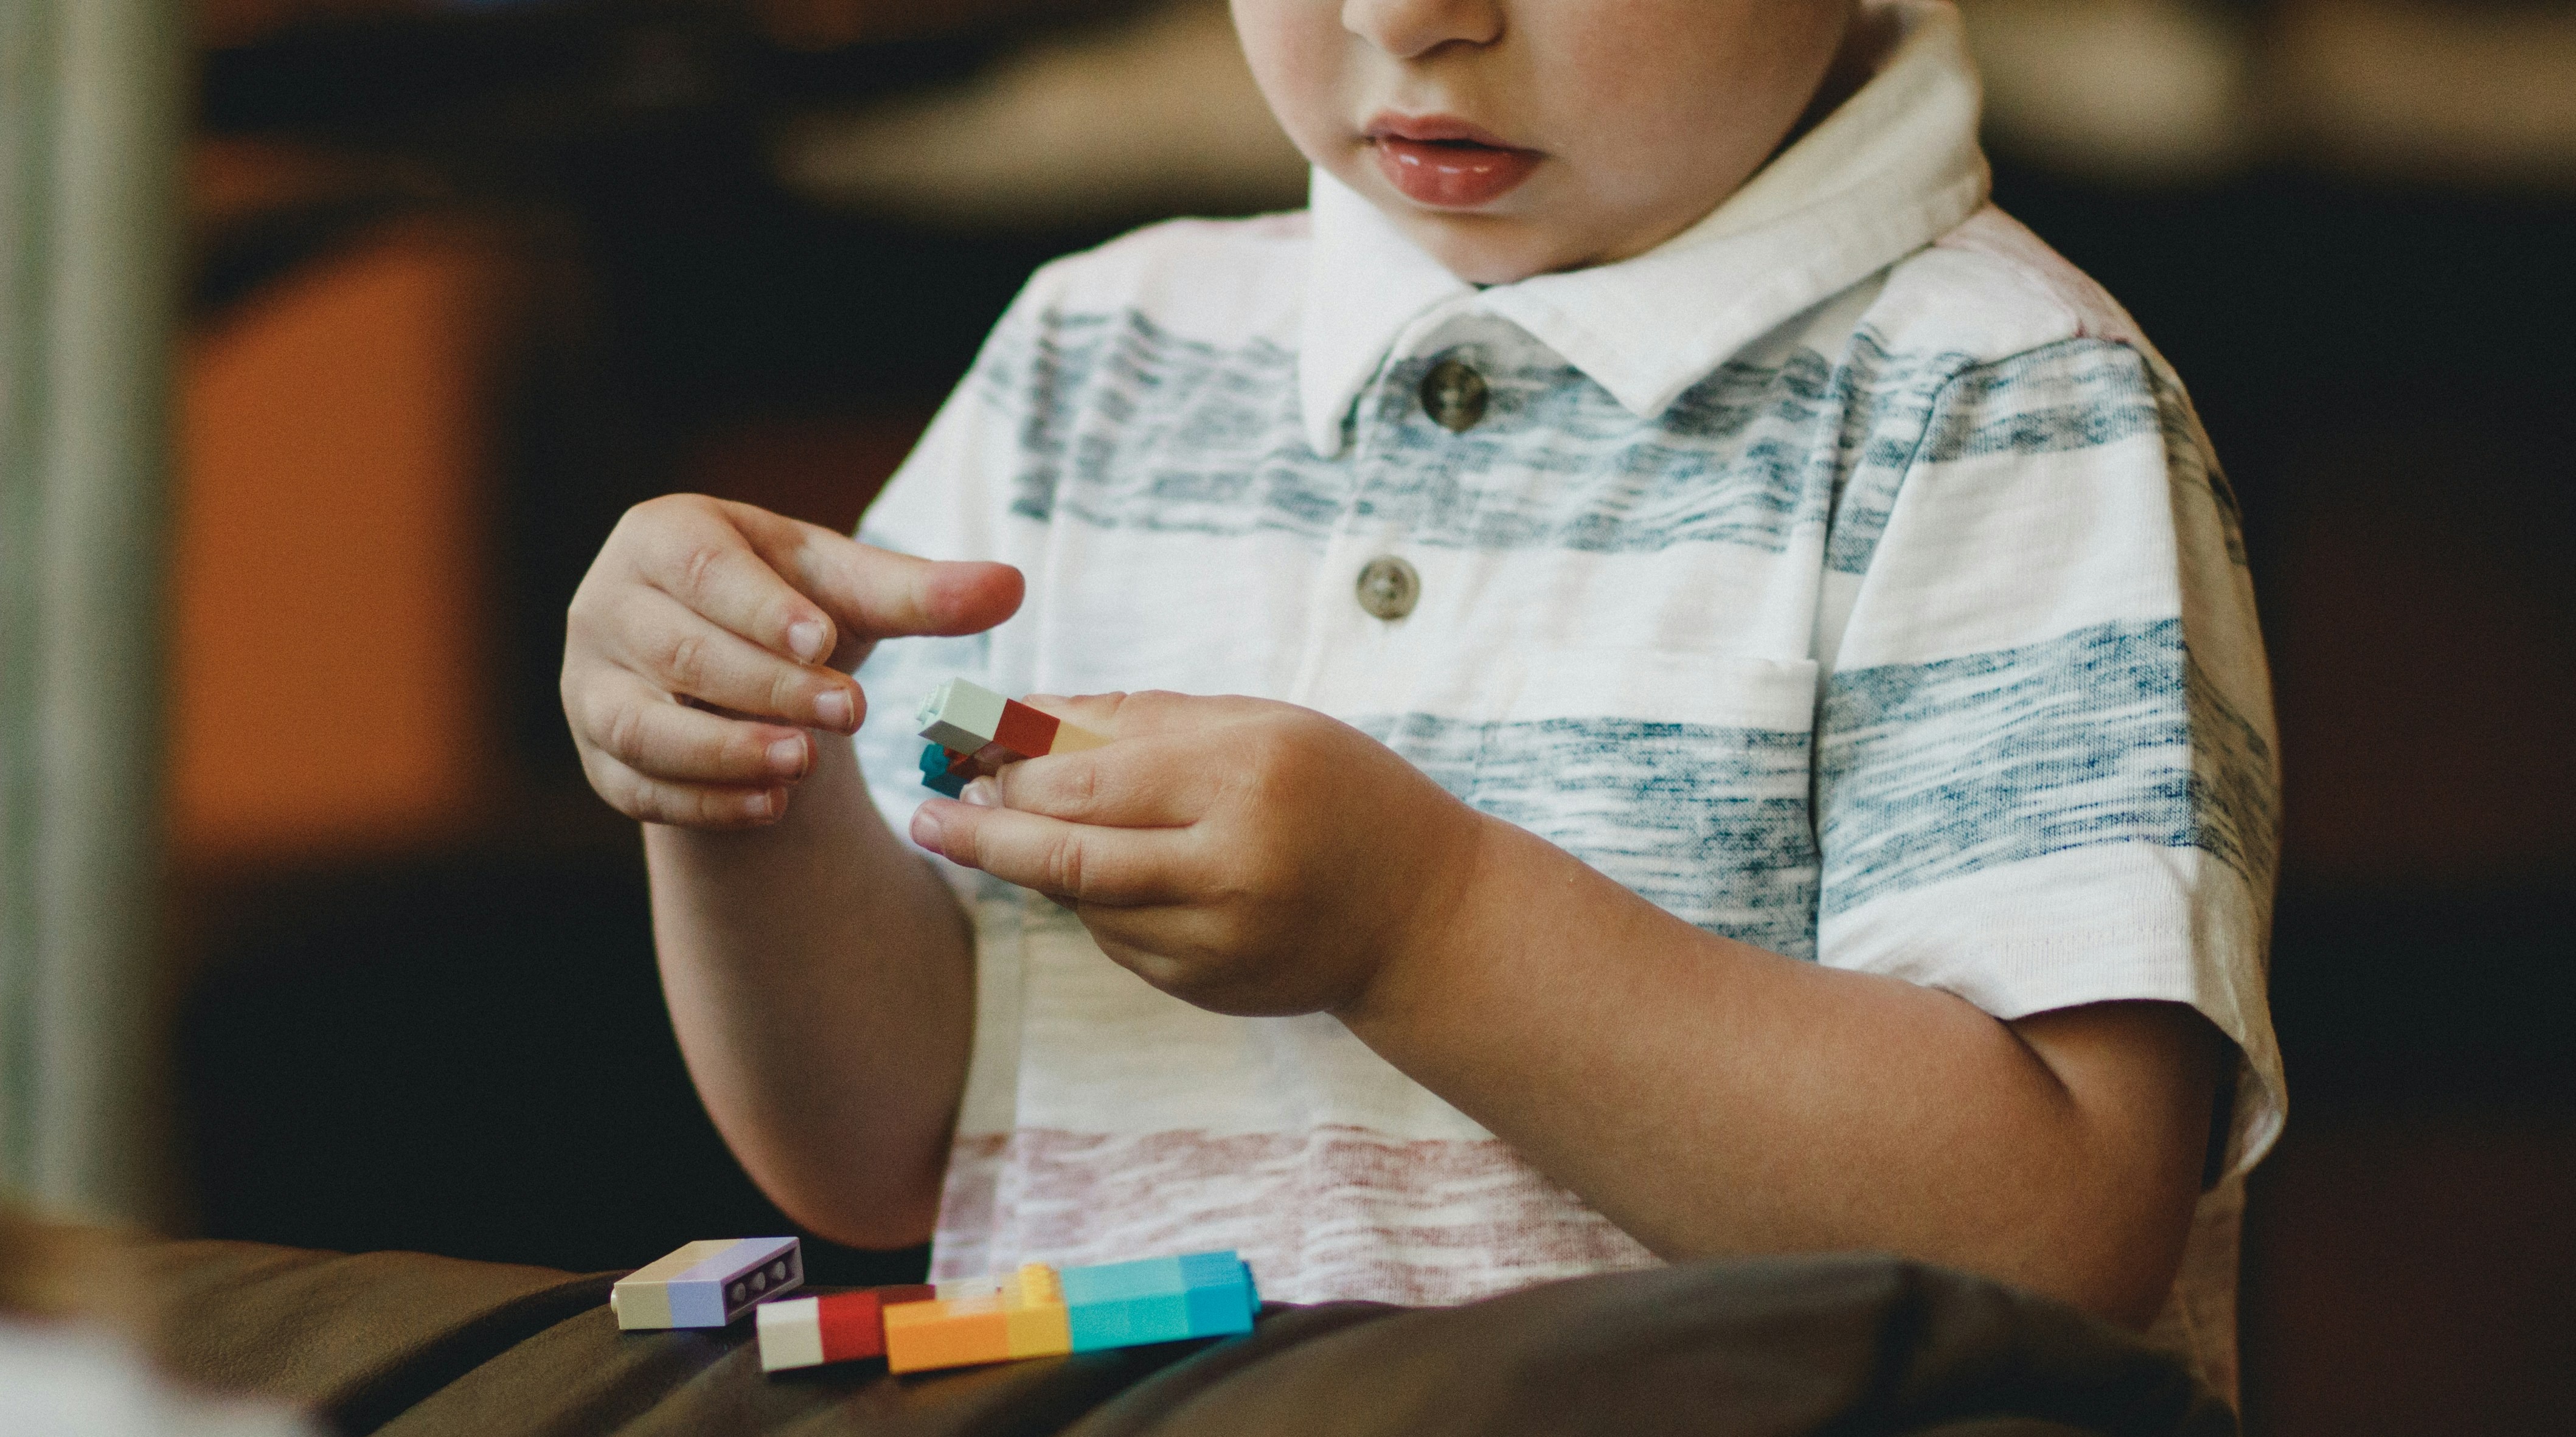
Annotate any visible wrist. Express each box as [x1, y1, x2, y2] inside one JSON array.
[[1331, 801, 1508, 1040]]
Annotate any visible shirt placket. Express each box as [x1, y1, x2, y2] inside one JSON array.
[[1286, 306, 1487, 719]]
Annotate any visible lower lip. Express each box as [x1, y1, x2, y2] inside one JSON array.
[[1371, 136, 1541, 209]]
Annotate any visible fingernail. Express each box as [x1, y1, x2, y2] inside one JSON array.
[[766, 737, 806, 775], [788, 620, 828, 663], [961, 777, 1001, 808], [745, 789, 777, 820], [909, 805, 946, 855], [815, 689, 854, 730]]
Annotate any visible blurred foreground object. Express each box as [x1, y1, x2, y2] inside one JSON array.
[[0, 1208, 320, 1436], [778, 0, 1307, 227], [1963, 0, 2576, 187], [0, 0, 185, 1222], [173, 220, 506, 865]]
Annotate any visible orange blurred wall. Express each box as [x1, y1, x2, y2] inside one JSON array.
[[170, 225, 501, 865]]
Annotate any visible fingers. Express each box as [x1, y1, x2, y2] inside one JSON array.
[[569, 670, 816, 787], [911, 800, 1201, 907], [725, 506, 1024, 665], [605, 587, 859, 730], [617, 497, 853, 668], [579, 745, 788, 829], [612, 495, 1021, 679], [987, 739, 1228, 829], [1018, 690, 1266, 741]]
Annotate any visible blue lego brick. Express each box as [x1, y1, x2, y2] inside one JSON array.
[[611, 1237, 803, 1330], [918, 743, 950, 776]]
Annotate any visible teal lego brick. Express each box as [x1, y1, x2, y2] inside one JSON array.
[[1067, 1290, 1192, 1351], [1061, 1251, 1254, 1352], [1180, 1258, 1256, 1337]]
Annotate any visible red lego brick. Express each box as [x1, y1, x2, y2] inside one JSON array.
[[991, 701, 1063, 762]]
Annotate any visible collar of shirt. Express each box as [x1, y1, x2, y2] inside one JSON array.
[[1296, 0, 1993, 460]]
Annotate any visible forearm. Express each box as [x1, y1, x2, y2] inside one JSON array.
[[647, 736, 974, 1247], [1337, 815, 2215, 1326]]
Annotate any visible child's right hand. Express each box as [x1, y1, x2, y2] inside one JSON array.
[[561, 494, 1022, 829]]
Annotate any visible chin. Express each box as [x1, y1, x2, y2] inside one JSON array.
[[1397, 212, 1576, 286]]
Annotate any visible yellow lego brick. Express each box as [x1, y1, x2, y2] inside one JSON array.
[[1004, 1264, 1071, 1358], [1045, 722, 1110, 755]]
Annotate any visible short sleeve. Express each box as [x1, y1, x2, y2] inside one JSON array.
[[1813, 336, 2285, 1175]]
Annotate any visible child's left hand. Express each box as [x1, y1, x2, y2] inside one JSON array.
[[906, 692, 1487, 1017]]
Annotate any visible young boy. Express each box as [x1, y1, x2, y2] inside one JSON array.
[[560, 0, 2281, 1402]]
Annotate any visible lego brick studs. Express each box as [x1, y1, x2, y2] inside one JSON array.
[[611, 1238, 803, 1331]]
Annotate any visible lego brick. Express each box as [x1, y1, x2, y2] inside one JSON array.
[[754, 1284, 937, 1371], [1180, 1255, 1259, 1335], [918, 741, 974, 797], [1060, 1251, 1256, 1352], [884, 1264, 1070, 1374], [1004, 1264, 1072, 1359], [915, 679, 1009, 755], [611, 1238, 801, 1330], [1044, 721, 1111, 755], [990, 700, 1061, 761]]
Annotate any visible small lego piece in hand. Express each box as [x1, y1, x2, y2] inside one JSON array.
[[610, 1238, 802, 1331], [915, 679, 1110, 794], [755, 1284, 937, 1371]]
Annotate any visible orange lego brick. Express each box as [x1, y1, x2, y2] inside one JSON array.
[[883, 1264, 1069, 1373]]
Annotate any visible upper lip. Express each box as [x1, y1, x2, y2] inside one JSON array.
[[1363, 112, 1529, 151]]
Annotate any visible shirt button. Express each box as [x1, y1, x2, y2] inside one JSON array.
[[1355, 555, 1421, 621], [1419, 357, 1488, 433]]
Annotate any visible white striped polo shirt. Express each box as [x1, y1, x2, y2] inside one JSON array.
[[849, 0, 2282, 1401]]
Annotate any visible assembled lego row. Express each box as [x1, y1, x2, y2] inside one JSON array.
[[609, 1239, 1260, 1377], [915, 677, 1109, 797], [759, 1251, 1259, 1375]]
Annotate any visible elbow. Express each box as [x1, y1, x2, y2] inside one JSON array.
[[2049, 1247, 2187, 1332], [2008, 1188, 2198, 1332], [757, 1169, 941, 1253], [727, 1137, 946, 1253]]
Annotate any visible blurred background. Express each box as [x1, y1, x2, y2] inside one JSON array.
[[2, 0, 2569, 1431]]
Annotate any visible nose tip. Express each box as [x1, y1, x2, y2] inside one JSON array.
[[1342, 0, 1504, 60]]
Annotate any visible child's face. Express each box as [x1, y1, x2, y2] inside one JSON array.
[[1233, 0, 1858, 283]]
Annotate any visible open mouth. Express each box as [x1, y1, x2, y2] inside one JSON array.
[[1365, 116, 1541, 209]]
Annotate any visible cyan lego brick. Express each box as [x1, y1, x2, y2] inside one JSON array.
[[1060, 1251, 1254, 1351], [1061, 1254, 1183, 1303], [1066, 1290, 1192, 1351], [1181, 1266, 1255, 1336]]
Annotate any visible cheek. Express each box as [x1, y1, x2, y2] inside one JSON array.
[[1548, 1, 1850, 206], [1230, 0, 1350, 162]]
